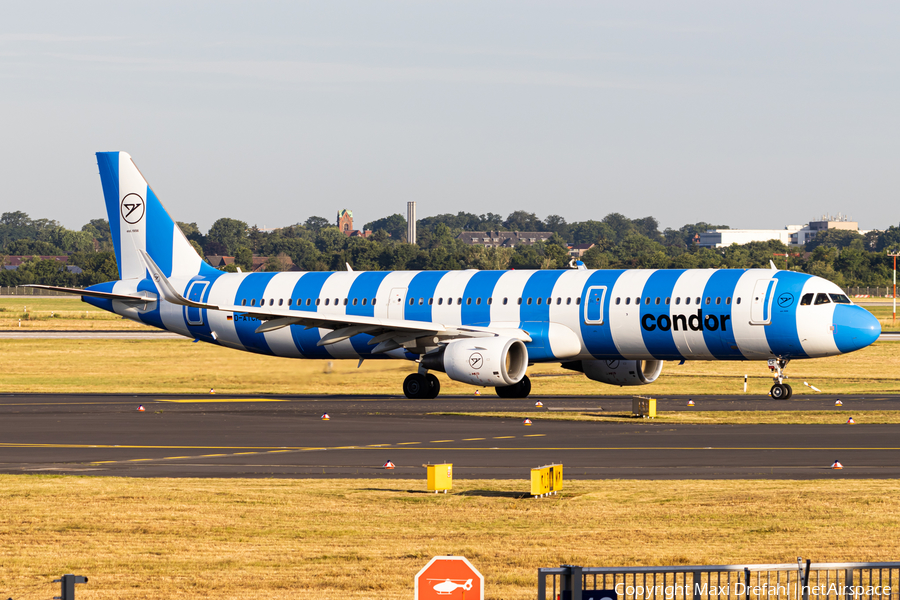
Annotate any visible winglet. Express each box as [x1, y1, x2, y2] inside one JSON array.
[[769, 260, 778, 270], [138, 249, 219, 310]]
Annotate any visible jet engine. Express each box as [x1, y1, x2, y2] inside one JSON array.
[[421, 337, 528, 387], [562, 359, 663, 386]]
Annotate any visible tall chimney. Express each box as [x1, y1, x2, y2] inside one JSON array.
[[407, 201, 417, 245]]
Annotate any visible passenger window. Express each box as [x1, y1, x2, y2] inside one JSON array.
[[352, 298, 358, 306], [625, 297, 631, 305], [685, 297, 691, 305], [726, 297, 731, 305], [675, 297, 681, 305], [251, 299, 256, 307], [800, 293, 814, 306], [695, 297, 700, 305], [547, 298, 551, 305], [636, 297, 641, 304], [576, 297, 580, 305], [736, 297, 741, 305], [325, 298, 330, 306], [288, 299, 292, 306], [655, 297, 660, 305], [334, 298, 339, 306], [815, 293, 831, 305], [270, 299, 275, 306], [527, 298, 533, 305], [344, 298, 349, 306], [556, 298, 561, 305], [487, 298, 492, 305], [278, 299, 283, 306], [567, 298, 572, 305], [241, 299, 246, 306], [372, 298, 376, 305], [517, 298, 522, 305], [428, 298, 433, 305], [409, 298, 414, 306], [438, 298, 443, 305], [830, 294, 851, 304], [466, 298, 472, 305], [665, 297, 670, 305], [503, 298, 508, 305], [419, 298, 424, 305], [616, 297, 621, 305], [645, 298, 650, 305], [715, 297, 721, 305], [457, 298, 462, 305], [475, 298, 481, 305], [704, 297, 710, 305], [362, 298, 368, 306], [536, 298, 542, 305], [316, 299, 321, 306]]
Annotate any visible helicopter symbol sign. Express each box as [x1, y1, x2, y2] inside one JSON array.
[[415, 556, 483, 600]]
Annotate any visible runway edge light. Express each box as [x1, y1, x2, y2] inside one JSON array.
[[321, 413, 330, 421], [137, 405, 145, 412], [523, 418, 533, 426], [836, 399, 843, 406], [384, 460, 395, 470], [847, 417, 855, 424], [832, 460, 844, 469]]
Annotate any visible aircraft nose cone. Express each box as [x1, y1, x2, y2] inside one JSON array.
[[833, 305, 881, 353]]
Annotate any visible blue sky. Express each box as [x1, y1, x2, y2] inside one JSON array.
[[1, 1, 898, 232]]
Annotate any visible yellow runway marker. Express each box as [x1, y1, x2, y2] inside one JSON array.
[[463, 438, 485, 441], [156, 398, 288, 403], [233, 452, 258, 455], [200, 454, 227, 457], [493, 436, 515, 439], [397, 442, 420, 445], [430, 440, 453, 443], [164, 456, 191, 460], [524, 434, 546, 437], [127, 458, 154, 462]]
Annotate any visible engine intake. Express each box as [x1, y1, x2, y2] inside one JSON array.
[[562, 359, 663, 386], [422, 337, 528, 387]]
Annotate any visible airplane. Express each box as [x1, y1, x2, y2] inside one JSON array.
[[28, 152, 882, 400]]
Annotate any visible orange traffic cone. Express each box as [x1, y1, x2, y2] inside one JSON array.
[[534, 401, 544, 408], [210, 388, 215, 394], [137, 405, 145, 412], [847, 417, 855, 424], [835, 400, 843, 406], [321, 413, 330, 421], [384, 460, 395, 469], [687, 400, 695, 407], [831, 460, 843, 469], [523, 418, 533, 426]]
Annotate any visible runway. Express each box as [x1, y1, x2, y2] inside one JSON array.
[[2, 393, 900, 479]]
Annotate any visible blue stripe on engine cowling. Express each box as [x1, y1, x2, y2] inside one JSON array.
[[288, 272, 334, 358], [233, 273, 278, 355], [579, 270, 626, 360], [764, 271, 811, 359], [346, 271, 391, 356], [95, 152, 122, 277], [699, 269, 745, 359], [638, 269, 685, 360], [405, 271, 448, 323], [461, 270, 505, 326]]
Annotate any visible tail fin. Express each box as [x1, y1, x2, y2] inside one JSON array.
[[96, 152, 216, 280]]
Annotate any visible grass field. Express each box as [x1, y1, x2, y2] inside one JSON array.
[[1, 337, 899, 396], [2, 476, 898, 600]]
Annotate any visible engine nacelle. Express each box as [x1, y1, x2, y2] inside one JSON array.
[[562, 359, 663, 386], [421, 337, 528, 387]]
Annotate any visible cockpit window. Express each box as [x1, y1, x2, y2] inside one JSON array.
[[830, 293, 851, 304], [814, 293, 831, 305], [800, 293, 814, 306]]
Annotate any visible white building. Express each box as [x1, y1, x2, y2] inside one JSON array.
[[699, 214, 869, 248]]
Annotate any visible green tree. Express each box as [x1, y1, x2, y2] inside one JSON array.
[[234, 247, 253, 271], [206, 218, 248, 255], [364, 214, 407, 240]]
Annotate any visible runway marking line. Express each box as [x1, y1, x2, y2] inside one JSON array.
[[493, 436, 515, 439], [430, 440, 453, 443], [164, 456, 191, 460], [524, 434, 546, 437], [156, 399, 288, 403], [463, 438, 485, 441], [397, 442, 420, 445]]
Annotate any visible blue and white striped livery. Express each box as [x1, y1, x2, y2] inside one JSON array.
[[31, 152, 882, 400]]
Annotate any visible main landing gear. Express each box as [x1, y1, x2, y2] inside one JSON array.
[[495, 375, 532, 399], [403, 372, 440, 399], [768, 358, 793, 400]]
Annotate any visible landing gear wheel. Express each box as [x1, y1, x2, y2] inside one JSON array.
[[783, 383, 793, 399], [403, 373, 428, 399], [495, 375, 532, 399], [770, 383, 789, 399], [425, 373, 441, 399]]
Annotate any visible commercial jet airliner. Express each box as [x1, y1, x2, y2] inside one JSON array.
[[29, 153, 882, 400]]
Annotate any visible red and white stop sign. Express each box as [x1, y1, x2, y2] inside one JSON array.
[[415, 556, 484, 600]]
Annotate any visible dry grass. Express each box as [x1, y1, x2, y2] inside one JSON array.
[[436, 410, 900, 425], [0, 297, 152, 330], [1, 338, 899, 396], [2, 476, 898, 600]]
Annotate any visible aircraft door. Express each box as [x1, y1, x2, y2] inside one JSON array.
[[583, 286, 607, 325], [750, 279, 777, 325], [388, 287, 407, 320], [185, 281, 209, 326]]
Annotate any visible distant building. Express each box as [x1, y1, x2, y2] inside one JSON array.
[[337, 209, 372, 238], [457, 231, 554, 248], [1, 255, 82, 274], [568, 243, 595, 258], [699, 214, 870, 248]]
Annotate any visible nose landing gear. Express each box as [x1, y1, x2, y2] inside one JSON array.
[[768, 358, 792, 399]]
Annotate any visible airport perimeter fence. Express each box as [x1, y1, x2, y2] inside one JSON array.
[[0, 285, 78, 296], [538, 561, 900, 600], [843, 287, 896, 298]]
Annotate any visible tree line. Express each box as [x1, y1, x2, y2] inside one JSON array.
[[2, 209, 900, 288]]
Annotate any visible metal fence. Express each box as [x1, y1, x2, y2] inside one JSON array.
[[843, 287, 895, 297], [538, 561, 900, 600], [0, 285, 80, 296]]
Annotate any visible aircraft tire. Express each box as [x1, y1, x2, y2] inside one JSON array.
[[783, 383, 793, 399], [770, 384, 787, 399], [403, 373, 428, 399], [496, 375, 532, 399], [425, 374, 441, 399]]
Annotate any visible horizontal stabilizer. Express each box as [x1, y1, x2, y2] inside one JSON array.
[[22, 284, 155, 303]]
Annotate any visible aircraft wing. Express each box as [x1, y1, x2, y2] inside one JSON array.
[[138, 250, 531, 353]]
